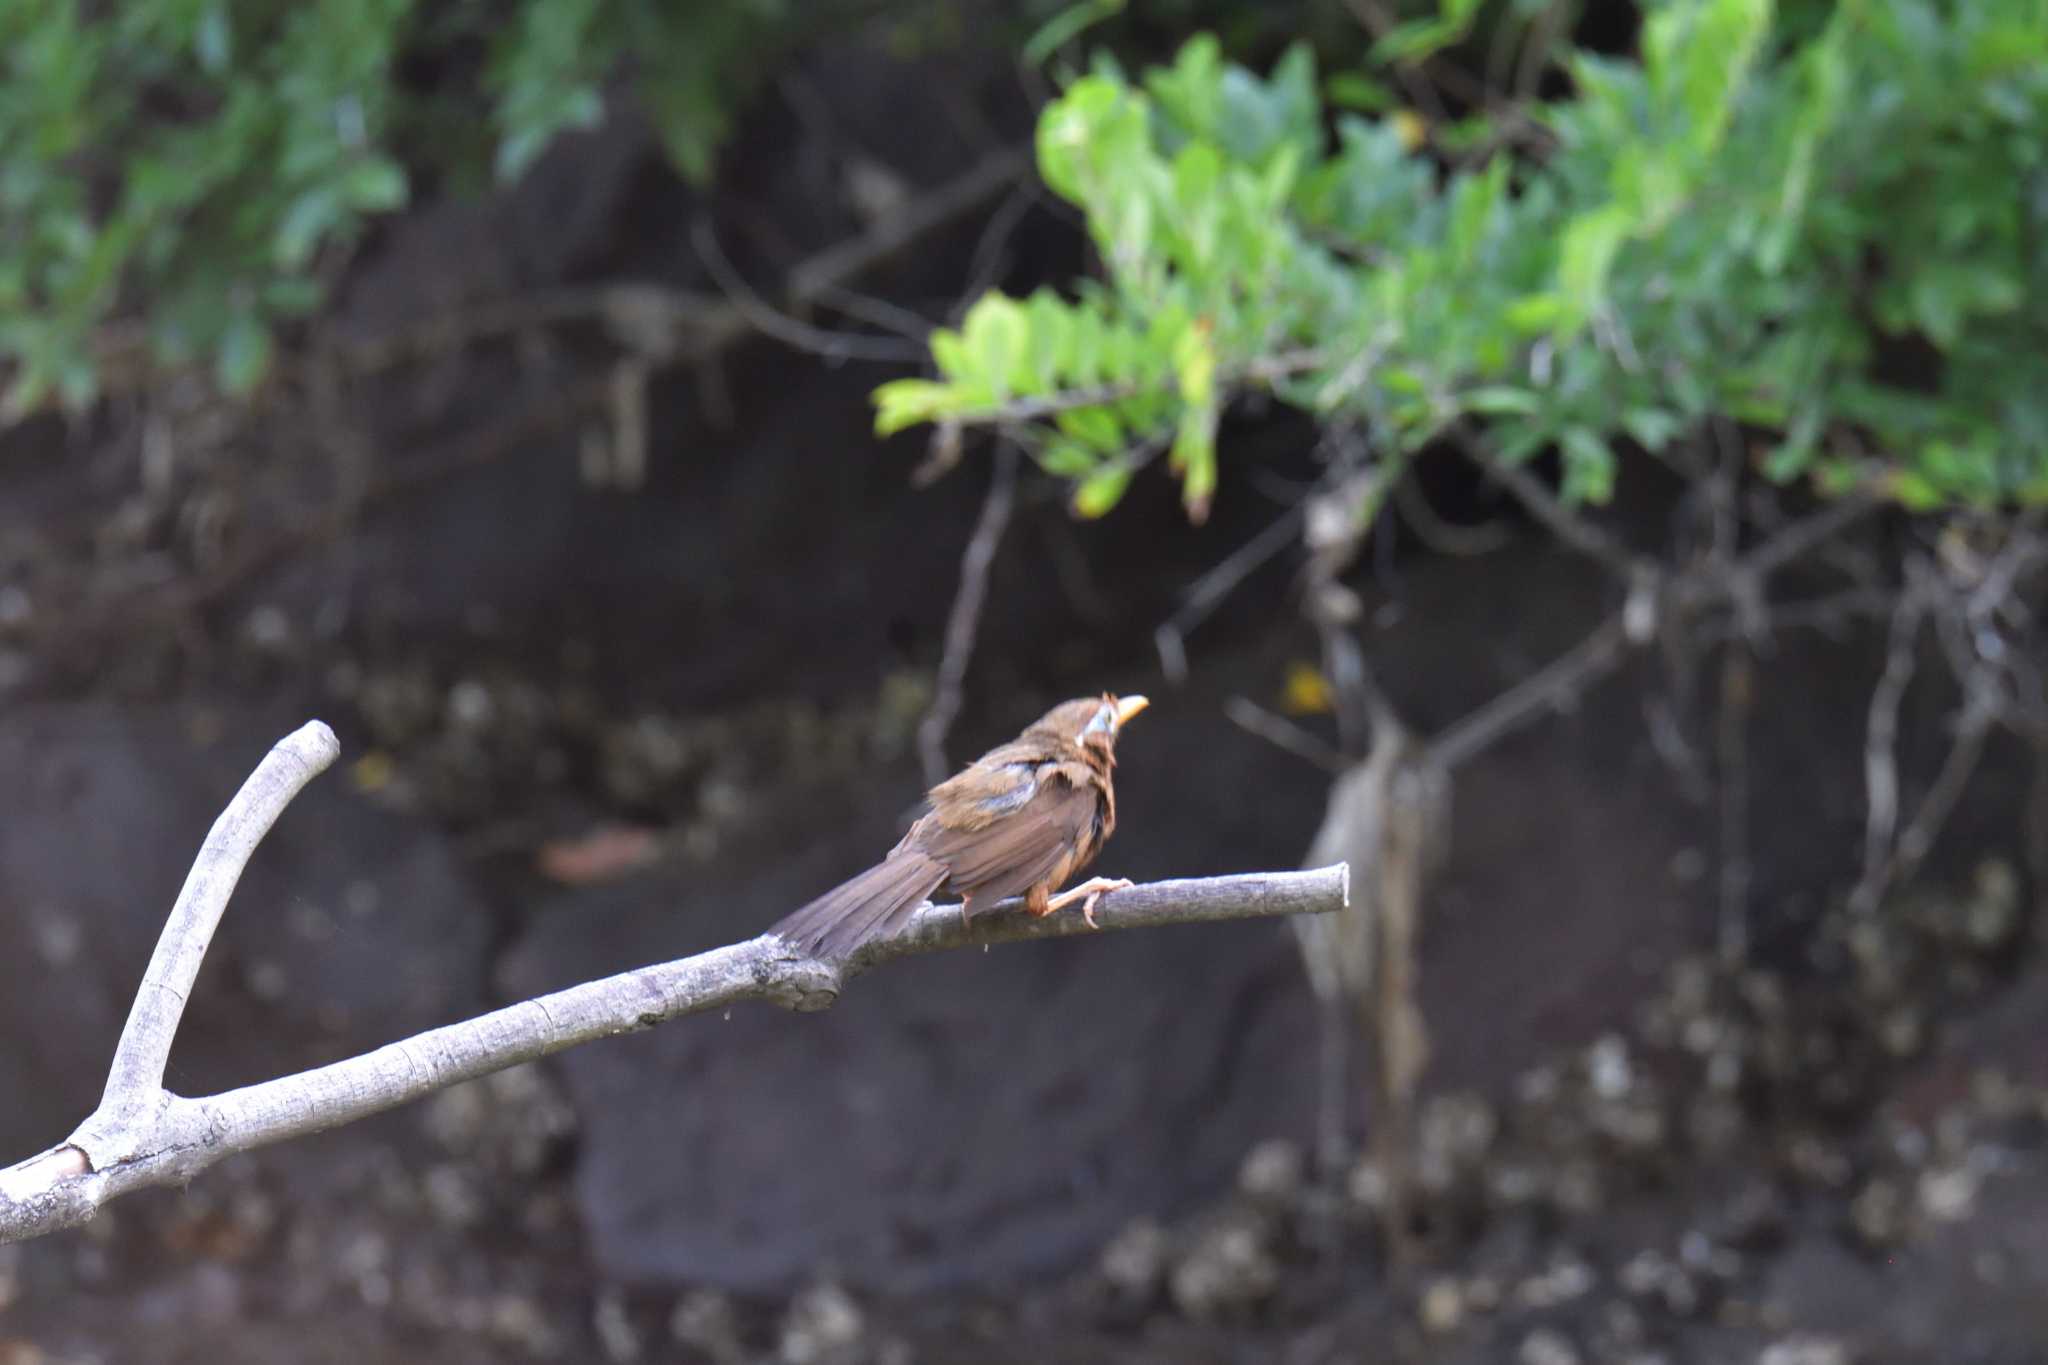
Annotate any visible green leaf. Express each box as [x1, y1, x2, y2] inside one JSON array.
[[1559, 426, 1616, 503], [1620, 407, 1683, 452], [342, 157, 407, 213], [1464, 385, 1542, 416], [1057, 404, 1125, 453], [872, 379, 957, 436], [929, 328, 969, 380], [216, 314, 272, 395], [1504, 294, 1566, 333], [1038, 439, 1099, 476], [1444, 158, 1507, 266], [1072, 463, 1133, 518], [1762, 409, 1823, 482], [1025, 290, 1076, 389], [959, 294, 1030, 398], [273, 186, 343, 271], [1037, 76, 1144, 205], [1175, 400, 1218, 521], [1888, 469, 1944, 512], [1555, 206, 1631, 337], [1379, 366, 1427, 396], [1760, 10, 1849, 273], [1325, 72, 1395, 113], [194, 7, 232, 73], [1642, 0, 1772, 162], [1172, 320, 1216, 410], [495, 86, 603, 183], [1021, 0, 1125, 69], [1370, 0, 1485, 64], [263, 276, 325, 317]]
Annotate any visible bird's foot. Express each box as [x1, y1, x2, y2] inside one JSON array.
[[1046, 876, 1134, 929]]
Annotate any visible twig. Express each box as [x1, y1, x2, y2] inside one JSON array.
[[1154, 503, 1307, 684], [1716, 643, 1754, 962], [1699, 587, 1896, 643], [0, 721, 1347, 1245], [691, 220, 929, 364], [1431, 613, 1632, 771], [1513, 0, 1568, 102], [2029, 736, 2048, 912], [1853, 575, 1930, 913], [1708, 417, 1743, 564], [1392, 473, 1513, 558], [1225, 697, 1348, 774], [918, 444, 1020, 787], [1454, 427, 1642, 582], [1736, 491, 1880, 585], [787, 147, 1032, 306], [1317, 616, 1398, 760], [807, 282, 938, 345], [333, 285, 722, 375], [960, 182, 1038, 312], [33, 150, 1043, 680], [338, 148, 1032, 378], [1889, 687, 1998, 880]]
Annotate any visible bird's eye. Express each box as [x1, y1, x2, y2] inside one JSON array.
[[1080, 703, 1117, 739]]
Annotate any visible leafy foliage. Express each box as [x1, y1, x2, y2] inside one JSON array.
[[0, 0, 872, 423], [873, 0, 2048, 518]]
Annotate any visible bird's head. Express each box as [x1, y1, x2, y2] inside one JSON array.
[[1032, 692, 1149, 759]]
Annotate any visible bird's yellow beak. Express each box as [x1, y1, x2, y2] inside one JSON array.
[[1114, 695, 1150, 727]]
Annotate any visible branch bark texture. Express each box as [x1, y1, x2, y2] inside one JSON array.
[[0, 721, 1347, 1246]]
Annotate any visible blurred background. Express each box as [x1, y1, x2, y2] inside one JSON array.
[[3, 0, 2047, 1361]]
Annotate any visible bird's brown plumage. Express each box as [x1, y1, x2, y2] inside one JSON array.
[[769, 693, 1147, 959]]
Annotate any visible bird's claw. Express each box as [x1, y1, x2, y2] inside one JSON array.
[[1050, 876, 1134, 929]]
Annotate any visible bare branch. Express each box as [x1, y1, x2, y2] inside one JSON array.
[[1431, 613, 1632, 771], [1453, 426, 1643, 582], [1155, 503, 1306, 684], [1392, 473, 1513, 558], [1853, 575, 1931, 913], [806, 282, 938, 346], [1890, 689, 1998, 878], [691, 219, 929, 364], [787, 147, 1032, 306], [1225, 697, 1348, 774], [1700, 587, 1896, 643], [1317, 613, 1399, 759], [0, 720, 1345, 1246], [1513, 0, 1569, 101], [1716, 644, 1754, 963], [1736, 491, 1880, 585], [87, 722, 340, 1145], [919, 444, 1020, 787]]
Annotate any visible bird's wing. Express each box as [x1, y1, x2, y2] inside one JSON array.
[[913, 759, 1102, 903], [923, 745, 1048, 830]]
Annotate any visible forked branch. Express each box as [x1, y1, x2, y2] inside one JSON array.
[[0, 722, 1347, 1246]]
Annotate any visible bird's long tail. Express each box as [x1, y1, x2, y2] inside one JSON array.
[[769, 852, 949, 961]]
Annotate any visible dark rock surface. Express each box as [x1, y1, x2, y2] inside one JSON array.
[[0, 701, 494, 1153], [493, 543, 1722, 1294]]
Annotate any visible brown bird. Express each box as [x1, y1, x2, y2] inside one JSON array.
[[771, 693, 1150, 960]]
